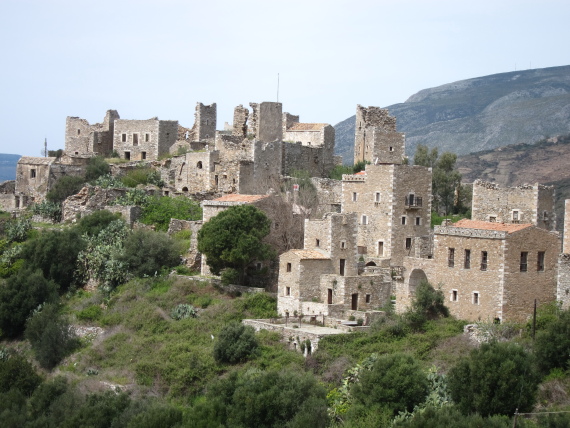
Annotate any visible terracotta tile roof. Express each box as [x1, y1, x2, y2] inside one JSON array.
[[211, 194, 269, 203], [355, 171, 366, 175], [291, 249, 329, 259], [287, 123, 327, 131], [452, 219, 532, 233]]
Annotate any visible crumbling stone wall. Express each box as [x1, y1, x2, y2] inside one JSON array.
[[471, 180, 556, 230], [232, 105, 249, 137], [61, 186, 132, 222], [65, 110, 119, 156], [257, 102, 282, 142], [172, 151, 220, 193], [558, 254, 570, 309], [114, 118, 178, 161], [282, 139, 335, 178], [15, 157, 56, 206], [354, 105, 403, 164], [282, 112, 299, 137], [564, 199, 570, 253], [193, 102, 216, 141], [0, 180, 16, 211]]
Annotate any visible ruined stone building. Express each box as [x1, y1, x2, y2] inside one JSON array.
[[65, 110, 119, 157], [471, 179, 556, 230], [114, 118, 178, 161], [399, 220, 559, 322], [277, 107, 430, 321]]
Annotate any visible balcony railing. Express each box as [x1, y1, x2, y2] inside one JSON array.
[[404, 196, 422, 208]]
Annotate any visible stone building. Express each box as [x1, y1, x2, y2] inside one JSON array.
[[399, 219, 560, 322], [114, 118, 178, 161], [277, 212, 392, 319], [471, 179, 556, 230], [65, 110, 119, 157], [353, 105, 406, 165], [341, 163, 432, 267]]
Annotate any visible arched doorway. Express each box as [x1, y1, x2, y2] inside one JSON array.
[[365, 261, 377, 267], [408, 269, 428, 296]]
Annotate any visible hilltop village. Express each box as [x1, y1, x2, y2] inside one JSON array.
[[2, 101, 570, 353]]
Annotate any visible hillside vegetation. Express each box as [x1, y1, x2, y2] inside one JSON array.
[[335, 65, 570, 163]]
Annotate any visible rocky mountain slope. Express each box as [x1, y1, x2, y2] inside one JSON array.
[[335, 65, 570, 163]]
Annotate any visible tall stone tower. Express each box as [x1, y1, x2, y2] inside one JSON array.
[[354, 105, 405, 165], [194, 102, 217, 140]]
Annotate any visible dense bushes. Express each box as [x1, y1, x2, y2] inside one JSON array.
[[25, 303, 79, 369], [139, 196, 202, 232], [46, 175, 85, 204], [534, 308, 570, 375], [213, 321, 259, 364], [0, 353, 42, 396], [448, 341, 539, 417]]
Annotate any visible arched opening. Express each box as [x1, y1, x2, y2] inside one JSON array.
[[182, 187, 188, 193], [365, 261, 377, 267], [196, 161, 203, 169], [408, 269, 428, 296]]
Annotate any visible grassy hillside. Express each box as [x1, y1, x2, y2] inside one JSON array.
[[335, 65, 570, 164]]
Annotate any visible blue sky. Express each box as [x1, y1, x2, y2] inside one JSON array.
[[1, 0, 569, 156]]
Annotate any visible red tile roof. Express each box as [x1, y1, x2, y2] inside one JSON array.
[[452, 219, 532, 233]]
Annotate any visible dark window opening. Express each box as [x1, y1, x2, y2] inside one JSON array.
[[286, 263, 291, 272], [122, 133, 127, 142], [405, 238, 412, 250], [481, 251, 488, 271], [124, 151, 130, 160], [365, 294, 371, 303], [197, 161, 203, 169], [473, 292, 479, 305], [351, 293, 358, 310], [77, 129, 81, 135], [316, 239, 320, 247], [464, 249, 471, 269], [520, 252, 528, 272], [133, 133, 139, 146], [401, 216, 406, 225], [286, 287, 290, 296], [452, 290, 458, 301], [448, 248, 455, 268], [378, 241, 384, 256], [340, 259, 345, 276], [145, 133, 150, 142], [141, 151, 146, 160], [30, 169, 36, 178], [328, 289, 333, 304], [537, 251, 545, 271]]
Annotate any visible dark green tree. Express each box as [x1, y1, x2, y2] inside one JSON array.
[[351, 353, 429, 416], [392, 405, 511, 427], [213, 321, 259, 364], [46, 175, 85, 204], [534, 308, 570, 375], [197, 205, 274, 284], [0, 354, 42, 396], [118, 229, 181, 278], [0, 268, 58, 338], [448, 341, 539, 417], [76, 209, 122, 237], [22, 228, 86, 292], [25, 303, 80, 370]]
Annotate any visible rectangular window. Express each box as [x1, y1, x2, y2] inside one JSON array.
[[124, 151, 130, 160], [30, 169, 36, 178], [141, 151, 147, 160], [512, 210, 519, 222], [361, 215, 368, 225], [537, 251, 545, 272], [378, 241, 384, 256], [415, 217, 421, 226], [520, 252, 528, 272], [405, 238, 412, 250], [464, 249, 471, 269], [481, 251, 488, 271], [316, 239, 320, 247], [401, 216, 406, 225], [473, 292, 480, 305], [133, 133, 139, 145], [352, 192, 357, 202], [351, 293, 358, 310], [122, 133, 127, 142], [448, 248, 455, 268], [365, 294, 371, 303], [375, 192, 381, 203], [286, 287, 291, 296], [286, 263, 291, 272], [489, 216, 497, 222], [145, 133, 150, 142], [340, 259, 345, 276], [340, 241, 346, 249], [451, 290, 458, 302], [328, 289, 333, 304]]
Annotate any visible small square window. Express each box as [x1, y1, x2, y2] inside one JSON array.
[[489, 216, 497, 222], [512, 210, 519, 221], [141, 151, 147, 160], [30, 169, 36, 178], [389, 146, 394, 152], [286, 263, 292, 272]]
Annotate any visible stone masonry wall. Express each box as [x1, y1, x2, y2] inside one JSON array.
[[558, 254, 570, 309], [257, 102, 282, 142], [565, 200, 570, 253], [232, 105, 249, 137], [65, 110, 118, 156], [194, 102, 217, 141], [354, 105, 398, 164]]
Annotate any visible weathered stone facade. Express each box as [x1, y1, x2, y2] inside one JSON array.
[[65, 110, 119, 156], [354, 105, 405, 165], [0, 181, 16, 211], [399, 220, 560, 322], [114, 118, 178, 161], [471, 180, 556, 230]]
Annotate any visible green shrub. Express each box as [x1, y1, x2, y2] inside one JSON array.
[[236, 292, 278, 318], [140, 196, 202, 232], [118, 229, 181, 278], [448, 341, 539, 417], [121, 166, 164, 188], [76, 210, 122, 237], [46, 175, 85, 203], [0, 354, 42, 396], [213, 322, 259, 364], [351, 353, 429, 416], [171, 304, 197, 320], [85, 156, 110, 181], [76, 305, 103, 322], [534, 308, 570, 375], [175, 265, 195, 276], [0, 268, 58, 338], [5, 217, 32, 243], [29, 200, 62, 222], [25, 303, 80, 370]]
